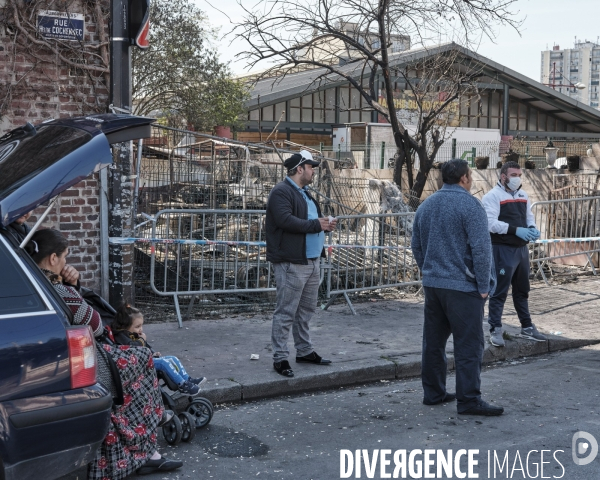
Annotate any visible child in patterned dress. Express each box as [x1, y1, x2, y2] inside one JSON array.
[[111, 304, 206, 396]]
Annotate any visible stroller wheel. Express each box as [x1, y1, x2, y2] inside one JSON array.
[[162, 414, 183, 445], [178, 412, 197, 442], [195, 397, 214, 415], [186, 399, 213, 428]]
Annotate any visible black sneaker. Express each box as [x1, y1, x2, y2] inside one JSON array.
[[188, 376, 207, 386], [136, 456, 183, 475], [273, 360, 294, 377], [458, 400, 504, 416], [179, 380, 200, 396], [296, 351, 332, 365]]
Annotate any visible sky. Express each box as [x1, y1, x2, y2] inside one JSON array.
[[195, 0, 600, 82]]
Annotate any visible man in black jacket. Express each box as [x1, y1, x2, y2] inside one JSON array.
[[266, 150, 337, 377]]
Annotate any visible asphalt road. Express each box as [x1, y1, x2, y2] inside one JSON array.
[[62, 345, 600, 479]]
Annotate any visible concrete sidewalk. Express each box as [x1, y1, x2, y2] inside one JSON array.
[[144, 276, 600, 405]]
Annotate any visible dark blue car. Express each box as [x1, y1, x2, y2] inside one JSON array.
[[0, 114, 154, 480]]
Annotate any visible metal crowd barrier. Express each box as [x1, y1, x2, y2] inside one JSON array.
[[109, 197, 600, 325], [111, 209, 422, 324], [136, 209, 273, 327], [530, 196, 600, 283], [323, 212, 420, 314]]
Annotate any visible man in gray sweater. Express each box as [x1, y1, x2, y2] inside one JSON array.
[[412, 159, 502, 416]]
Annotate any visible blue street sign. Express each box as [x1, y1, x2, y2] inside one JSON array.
[[37, 10, 84, 41]]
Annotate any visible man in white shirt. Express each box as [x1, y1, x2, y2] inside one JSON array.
[[481, 161, 546, 347]]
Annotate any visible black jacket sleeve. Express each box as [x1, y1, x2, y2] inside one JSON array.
[[269, 186, 322, 234]]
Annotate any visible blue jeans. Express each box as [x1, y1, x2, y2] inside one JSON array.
[[154, 356, 189, 386]]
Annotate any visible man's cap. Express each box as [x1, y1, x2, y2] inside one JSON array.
[[284, 150, 320, 170]]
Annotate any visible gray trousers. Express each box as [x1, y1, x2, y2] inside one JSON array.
[[271, 259, 320, 362]]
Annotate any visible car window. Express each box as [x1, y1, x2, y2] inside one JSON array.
[[0, 240, 46, 315], [0, 125, 91, 197]]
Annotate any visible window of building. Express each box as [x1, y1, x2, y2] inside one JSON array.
[[528, 108, 537, 130], [538, 113, 547, 131], [518, 103, 527, 131], [338, 87, 350, 123], [261, 105, 274, 122], [350, 87, 361, 122], [301, 94, 312, 122], [275, 102, 286, 122], [289, 97, 300, 122], [325, 88, 336, 123], [313, 92, 325, 123]]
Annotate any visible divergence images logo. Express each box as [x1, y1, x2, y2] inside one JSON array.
[[572, 431, 598, 466]]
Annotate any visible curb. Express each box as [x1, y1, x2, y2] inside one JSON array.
[[195, 336, 600, 405]]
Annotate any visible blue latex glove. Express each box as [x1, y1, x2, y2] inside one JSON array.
[[516, 227, 536, 242], [528, 227, 541, 240]]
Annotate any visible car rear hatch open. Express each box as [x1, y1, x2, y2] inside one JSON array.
[[0, 114, 154, 227]]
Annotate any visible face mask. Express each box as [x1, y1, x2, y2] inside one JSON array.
[[506, 176, 521, 191]]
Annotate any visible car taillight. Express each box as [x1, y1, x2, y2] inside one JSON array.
[[66, 325, 97, 389]]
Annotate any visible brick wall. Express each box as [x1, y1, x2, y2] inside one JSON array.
[[28, 176, 102, 291], [1, 0, 110, 293], [0, 0, 110, 133]]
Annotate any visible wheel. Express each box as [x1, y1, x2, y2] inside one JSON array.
[[186, 399, 213, 428], [195, 397, 214, 415], [178, 412, 197, 442], [162, 414, 183, 445]]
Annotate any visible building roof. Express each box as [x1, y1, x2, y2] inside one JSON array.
[[248, 42, 600, 135]]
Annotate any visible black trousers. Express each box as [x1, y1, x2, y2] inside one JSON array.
[[488, 244, 532, 330], [422, 287, 485, 412]]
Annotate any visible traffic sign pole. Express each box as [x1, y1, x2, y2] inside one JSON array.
[[108, 0, 133, 305]]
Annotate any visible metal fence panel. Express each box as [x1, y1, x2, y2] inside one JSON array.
[[137, 209, 274, 325], [530, 197, 600, 282], [324, 212, 420, 313], [127, 209, 423, 322]]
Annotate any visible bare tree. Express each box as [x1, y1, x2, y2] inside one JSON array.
[[234, 0, 521, 205]]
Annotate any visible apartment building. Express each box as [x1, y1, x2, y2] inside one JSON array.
[[541, 40, 600, 109]]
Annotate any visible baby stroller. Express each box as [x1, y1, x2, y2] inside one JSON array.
[[83, 291, 214, 446], [157, 370, 214, 445]]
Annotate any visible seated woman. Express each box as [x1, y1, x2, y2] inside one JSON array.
[[25, 228, 183, 478]]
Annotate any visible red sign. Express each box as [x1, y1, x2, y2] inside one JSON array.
[[135, 18, 149, 49]]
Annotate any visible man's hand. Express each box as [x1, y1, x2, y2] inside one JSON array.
[[515, 227, 537, 242], [60, 264, 80, 285], [319, 217, 337, 232], [528, 227, 541, 240], [481, 293, 488, 299]]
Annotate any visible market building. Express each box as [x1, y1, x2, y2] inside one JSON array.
[[239, 43, 600, 152]]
